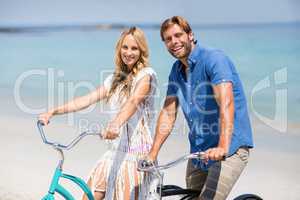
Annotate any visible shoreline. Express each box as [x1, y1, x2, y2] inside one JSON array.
[[1, 21, 300, 34]]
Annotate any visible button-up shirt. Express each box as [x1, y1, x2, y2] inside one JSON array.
[[166, 43, 253, 170]]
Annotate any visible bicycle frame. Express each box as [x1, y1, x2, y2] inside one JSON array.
[[37, 121, 99, 200], [42, 167, 94, 200], [138, 152, 204, 200]]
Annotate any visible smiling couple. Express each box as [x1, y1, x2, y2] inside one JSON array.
[[39, 16, 253, 200]]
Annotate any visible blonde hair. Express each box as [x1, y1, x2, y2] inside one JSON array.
[[107, 27, 149, 101]]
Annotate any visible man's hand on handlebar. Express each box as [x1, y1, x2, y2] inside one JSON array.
[[203, 147, 227, 163]]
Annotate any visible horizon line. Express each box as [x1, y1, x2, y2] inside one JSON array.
[[1, 21, 300, 33]]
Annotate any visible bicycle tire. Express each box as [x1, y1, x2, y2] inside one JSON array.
[[162, 185, 183, 190], [179, 193, 199, 200], [233, 194, 263, 200], [161, 185, 200, 198]]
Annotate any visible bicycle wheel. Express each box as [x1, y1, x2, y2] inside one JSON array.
[[161, 185, 200, 200], [233, 194, 263, 200]]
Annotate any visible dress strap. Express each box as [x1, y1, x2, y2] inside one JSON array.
[[133, 67, 157, 86]]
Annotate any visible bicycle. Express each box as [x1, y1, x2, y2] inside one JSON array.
[[37, 120, 262, 200], [37, 120, 99, 200], [138, 153, 263, 200]]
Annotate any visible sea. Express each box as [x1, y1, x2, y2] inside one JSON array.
[[0, 23, 299, 127]]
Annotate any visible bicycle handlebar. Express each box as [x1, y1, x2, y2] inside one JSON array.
[[138, 152, 205, 172], [37, 120, 100, 150]]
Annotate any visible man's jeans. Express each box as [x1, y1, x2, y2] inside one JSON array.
[[186, 147, 249, 200]]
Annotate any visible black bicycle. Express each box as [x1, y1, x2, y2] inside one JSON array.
[[138, 153, 263, 200]]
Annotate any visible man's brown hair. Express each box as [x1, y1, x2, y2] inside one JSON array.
[[160, 16, 192, 41]]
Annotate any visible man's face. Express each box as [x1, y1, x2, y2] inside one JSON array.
[[162, 24, 194, 60]]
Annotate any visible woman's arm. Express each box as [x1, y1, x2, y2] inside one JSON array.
[[148, 95, 179, 161], [39, 85, 107, 125], [103, 75, 152, 139]]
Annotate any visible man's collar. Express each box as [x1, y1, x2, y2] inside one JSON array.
[[188, 40, 200, 67], [176, 40, 201, 73]]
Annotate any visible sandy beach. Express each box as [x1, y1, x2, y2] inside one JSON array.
[[0, 89, 300, 200]]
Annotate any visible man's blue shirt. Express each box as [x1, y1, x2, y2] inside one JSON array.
[[166, 43, 254, 170]]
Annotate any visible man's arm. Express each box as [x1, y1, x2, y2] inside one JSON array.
[[148, 96, 179, 161], [204, 82, 234, 161]]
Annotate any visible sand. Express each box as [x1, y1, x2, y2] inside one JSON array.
[[0, 91, 300, 200]]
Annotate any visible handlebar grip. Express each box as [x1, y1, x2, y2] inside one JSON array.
[[37, 120, 45, 126], [37, 120, 48, 144], [137, 159, 155, 171]]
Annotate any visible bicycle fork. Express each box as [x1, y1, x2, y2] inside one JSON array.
[[146, 170, 164, 200], [42, 148, 94, 200]]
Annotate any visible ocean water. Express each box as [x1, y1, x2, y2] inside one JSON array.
[[0, 24, 299, 124]]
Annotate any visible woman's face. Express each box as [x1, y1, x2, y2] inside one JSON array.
[[120, 34, 141, 69]]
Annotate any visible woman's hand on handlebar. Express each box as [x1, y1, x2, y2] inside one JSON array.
[[38, 111, 54, 125], [101, 121, 120, 140], [137, 155, 156, 171]]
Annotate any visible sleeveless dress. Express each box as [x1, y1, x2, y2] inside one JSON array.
[[87, 67, 157, 200]]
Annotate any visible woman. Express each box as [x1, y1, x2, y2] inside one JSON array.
[[39, 27, 157, 200]]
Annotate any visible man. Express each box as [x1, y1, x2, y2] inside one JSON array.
[[146, 16, 254, 200]]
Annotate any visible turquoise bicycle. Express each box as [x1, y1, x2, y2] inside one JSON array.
[[37, 120, 99, 200]]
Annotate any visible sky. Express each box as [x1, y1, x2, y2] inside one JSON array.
[[0, 0, 300, 26]]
